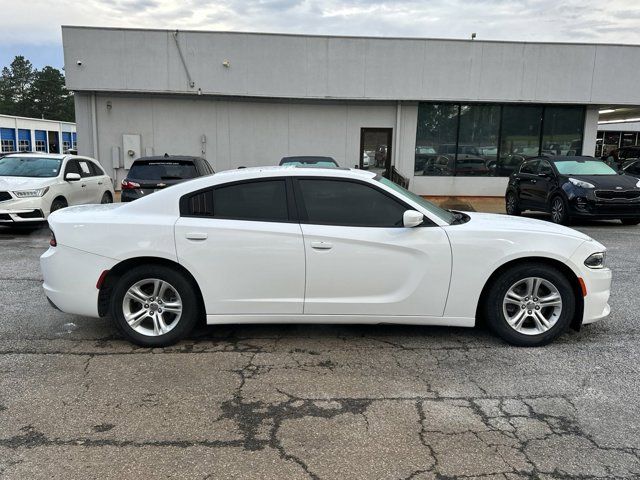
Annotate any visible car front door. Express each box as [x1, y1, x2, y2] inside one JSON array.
[[530, 160, 555, 207], [174, 178, 305, 315], [294, 177, 452, 317], [61, 159, 86, 205]]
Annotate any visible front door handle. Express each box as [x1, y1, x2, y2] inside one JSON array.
[[311, 241, 332, 250], [185, 232, 208, 241], [81, 183, 87, 188], [97, 181, 103, 185], [531, 179, 537, 184]]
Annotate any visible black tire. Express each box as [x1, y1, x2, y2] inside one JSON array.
[[483, 263, 575, 347], [110, 264, 200, 347], [505, 191, 521, 216], [621, 218, 640, 226], [50, 197, 68, 213], [100, 192, 113, 204], [549, 195, 570, 225]]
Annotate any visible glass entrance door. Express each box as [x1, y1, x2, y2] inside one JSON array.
[[360, 128, 392, 178]]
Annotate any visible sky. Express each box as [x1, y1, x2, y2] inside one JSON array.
[[1, 0, 640, 69]]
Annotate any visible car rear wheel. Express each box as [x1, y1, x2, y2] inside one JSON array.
[[101, 192, 113, 204], [550, 195, 570, 225], [621, 218, 640, 226], [110, 265, 199, 347], [484, 263, 575, 347], [505, 191, 521, 216]]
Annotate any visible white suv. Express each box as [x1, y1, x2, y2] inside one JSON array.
[[0, 153, 115, 224]]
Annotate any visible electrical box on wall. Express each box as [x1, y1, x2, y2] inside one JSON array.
[[111, 146, 121, 169], [122, 134, 141, 169]]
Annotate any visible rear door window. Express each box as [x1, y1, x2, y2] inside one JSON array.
[[78, 160, 93, 177], [520, 160, 540, 175], [183, 179, 289, 222]]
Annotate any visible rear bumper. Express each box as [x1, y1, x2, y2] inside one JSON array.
[[41, 244, 117, 318]]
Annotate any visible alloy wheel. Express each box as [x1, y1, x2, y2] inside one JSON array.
[[502, 277, 563, 335], [551, 198, 564, 223], [121, 278, 183, 336]]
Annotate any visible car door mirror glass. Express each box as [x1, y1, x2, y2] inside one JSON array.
[[403, 210, 424, 228], [65, 172, 81, 181]]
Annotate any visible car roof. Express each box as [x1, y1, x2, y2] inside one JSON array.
[[214, 165, 375, 180], [1, 152, 68, 160], [532, 155, 597, 162], [134, 155, 205, 162]]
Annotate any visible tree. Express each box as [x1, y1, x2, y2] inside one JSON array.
[[0, 55, 74, 121], [0, 56, 35, 115], [28, 66, 74, 121]]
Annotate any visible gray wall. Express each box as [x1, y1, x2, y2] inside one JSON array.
[[64, 27, 640, 105], [81, 93, 406, 187]]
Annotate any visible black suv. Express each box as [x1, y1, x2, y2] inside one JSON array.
[[505, 156, 640, 225], [121, 155, 214, 202]]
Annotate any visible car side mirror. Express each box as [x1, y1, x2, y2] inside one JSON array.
[[65, 172, 81, 181], [403, 210, 424, 228]]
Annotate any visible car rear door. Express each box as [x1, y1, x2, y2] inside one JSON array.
[[515, 160, 540, 208], [76, 158, 101, 203], [294, 177, 452, 317], [174, 177, 305, 315]]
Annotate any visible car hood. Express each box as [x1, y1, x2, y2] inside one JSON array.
[[0, 176, 58, 191], [460, 212, 592, 241], [566, 174, 639, 189]]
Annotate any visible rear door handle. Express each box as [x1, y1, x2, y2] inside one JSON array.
[[185, 232, 208, 241], [97, 181, 103, 185], [531, 179, 537, 184], [81, 184, 87, 188], [311, 241, 332, 250]]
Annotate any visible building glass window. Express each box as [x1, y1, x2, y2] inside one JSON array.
[[457, 104, 500, 176], [602, 131, 620, 157], [414, 103, 585, 177], [18, 140, 30, 152], [62, 141, 71, 154], [595, 131, 604, 157], [1, 140, 15, 152], [415, 104, 459, 176], [541, 106, 584, 156], [35, 140, 47, 152], [622, 132, 636, 147]]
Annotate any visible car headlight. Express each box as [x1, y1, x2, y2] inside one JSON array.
[[12, 187, 49, 198], [584, 252, 606, 269], [569, 178, 595, 189]]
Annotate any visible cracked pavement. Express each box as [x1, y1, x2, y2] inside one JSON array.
[[0, 221, 639, 479]]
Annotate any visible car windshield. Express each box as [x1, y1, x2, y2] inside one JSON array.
[[128, 161, 198, 180], [376, 176, 456, 224], [281, 158, 338, 167], [554, 160, 617, 175], [285, 161, 338, 168], [0, 156, 62, 178]]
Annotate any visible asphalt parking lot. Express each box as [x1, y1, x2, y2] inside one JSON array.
[[0, 221, 639, 479]]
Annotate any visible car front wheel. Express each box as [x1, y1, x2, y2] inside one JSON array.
[[110, 265, 200, 347], [484, 263, 575, 347], [550, 195, 570, 225]]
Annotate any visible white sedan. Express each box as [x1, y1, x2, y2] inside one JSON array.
[[0, 153, 114, 224], [41, 167, 611, 347]]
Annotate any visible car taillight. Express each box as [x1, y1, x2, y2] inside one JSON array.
[[49, 230, 57, 247], [121, 179, 141, 190]]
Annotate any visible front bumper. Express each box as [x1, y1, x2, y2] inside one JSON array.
[[570, 241, 612, 325], [0, 195, 49, 222], [41, 244, 117, 318], [567, 191, 640, 219]]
